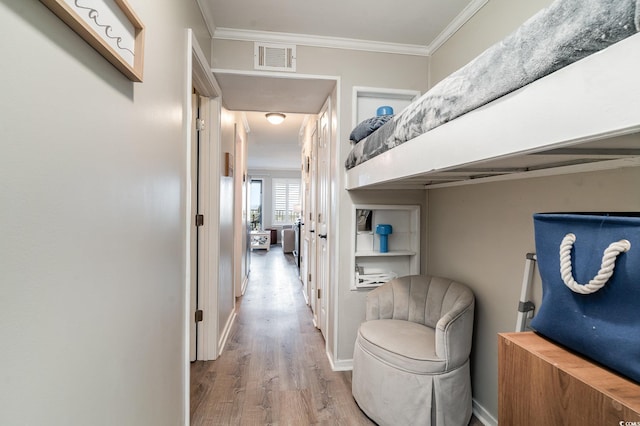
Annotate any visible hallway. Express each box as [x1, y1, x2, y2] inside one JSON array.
[[190, 245, 375, 425]]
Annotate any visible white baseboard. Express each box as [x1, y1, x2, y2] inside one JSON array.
[[217, 310, 237, 356], [472, 399, 497, 426], [240, 276, 248, 296], [327, 354, 353, 372]]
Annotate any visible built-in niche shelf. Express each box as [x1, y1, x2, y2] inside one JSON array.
[[351, 204, 420, 290], [352, 86, 421, 127]]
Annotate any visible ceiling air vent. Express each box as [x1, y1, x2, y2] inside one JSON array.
[[254, 42, 296, 72]]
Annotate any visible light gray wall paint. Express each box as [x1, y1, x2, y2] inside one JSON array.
[[430, 0, 553, 86], [0, 0, 209, 424], [427, 0, 640, 419], [213, 39, 431, 364], [427, 168, 640, 420]]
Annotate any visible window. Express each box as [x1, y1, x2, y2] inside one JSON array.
[[250, 179, 263, 230], [272, 178, 301, 225]]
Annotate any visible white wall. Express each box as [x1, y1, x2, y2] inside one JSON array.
[[233, 115, 249, 296], [0, 1, 210, 424], [427, 0, 640, 420]]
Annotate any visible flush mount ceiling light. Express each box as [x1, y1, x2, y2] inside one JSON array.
[[265, 112, 286, 125]]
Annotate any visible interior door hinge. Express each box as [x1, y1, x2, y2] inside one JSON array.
[[195, 310, 203, 322], [195, 214, 204, 227], [196, 118, 205, 131], [317, 289, 321, 299], [308, 273, 312, 282]]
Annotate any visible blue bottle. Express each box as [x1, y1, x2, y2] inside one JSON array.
[[376, 224, 393, 253]]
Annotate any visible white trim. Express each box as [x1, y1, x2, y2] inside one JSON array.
[[212, 68, 339, 83], [192, 37, 222, 97], [218, 311, 237, 355], [214, 27, 429, 57], [196, 95, 210, 362], [472, 399, 497, 426], [183, 28, 223, 425], [330, 81, 342, 377], [183, 28, 194, 426], [212, 0, 487, 58], [328, 355, 353, 372], [426, 0, 488, 55], [240, 275, 249, 295], [425, 157, 640, 190]]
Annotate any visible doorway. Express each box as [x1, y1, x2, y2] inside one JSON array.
[[210, 70, 337, 334]]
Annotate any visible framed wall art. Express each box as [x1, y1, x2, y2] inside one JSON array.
[[224, 152, 234, 177], [40, 0, 145, 82]]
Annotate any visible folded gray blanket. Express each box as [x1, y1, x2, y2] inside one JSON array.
[[346, 0, 640, 170]]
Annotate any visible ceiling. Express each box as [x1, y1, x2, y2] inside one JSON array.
[[199, 0, 485, 171]]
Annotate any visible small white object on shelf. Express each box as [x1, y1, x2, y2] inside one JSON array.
[[355, 268, 398, 288]]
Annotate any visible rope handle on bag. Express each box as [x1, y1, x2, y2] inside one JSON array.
[[559, 233, 631, 294]]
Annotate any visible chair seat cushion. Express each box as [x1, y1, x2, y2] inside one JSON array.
[[357, 319, 446, 374]]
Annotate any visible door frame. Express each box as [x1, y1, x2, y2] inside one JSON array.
[[183, 28, 222, 425]]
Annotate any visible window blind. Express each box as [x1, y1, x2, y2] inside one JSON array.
[[272, 178, 301, 224]]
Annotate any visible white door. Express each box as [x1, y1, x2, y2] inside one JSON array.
[[308, 124, 318, 322], [190, 92, 204, 361], [316, 100, 330, 337], [301, 134, 313, 305]]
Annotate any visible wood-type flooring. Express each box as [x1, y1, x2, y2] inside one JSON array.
[[190, 245, 483, 425]]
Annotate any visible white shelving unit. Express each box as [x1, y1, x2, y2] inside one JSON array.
[[351, 204, 420, 290]]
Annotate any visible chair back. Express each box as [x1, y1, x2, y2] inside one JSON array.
[[365, 275, 475, 365]]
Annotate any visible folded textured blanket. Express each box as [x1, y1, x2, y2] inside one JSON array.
[[345, 0, 640, 170]]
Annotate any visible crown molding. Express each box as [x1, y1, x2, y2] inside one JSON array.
[[213, 27, 429, 57], [210, 0, 488, 57], [426, 0, 488, 55]]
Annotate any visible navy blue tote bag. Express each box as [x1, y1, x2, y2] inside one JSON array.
[[531, 213, 640, 383]]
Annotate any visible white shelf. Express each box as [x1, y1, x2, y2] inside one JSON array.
[[351, 204, 420, 290], [352, 86, 420, 128], [355, 250, 417, 257]]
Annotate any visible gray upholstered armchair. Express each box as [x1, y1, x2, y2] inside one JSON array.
[[352, 275, 475, 426], [281, 225, 295, 253]]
